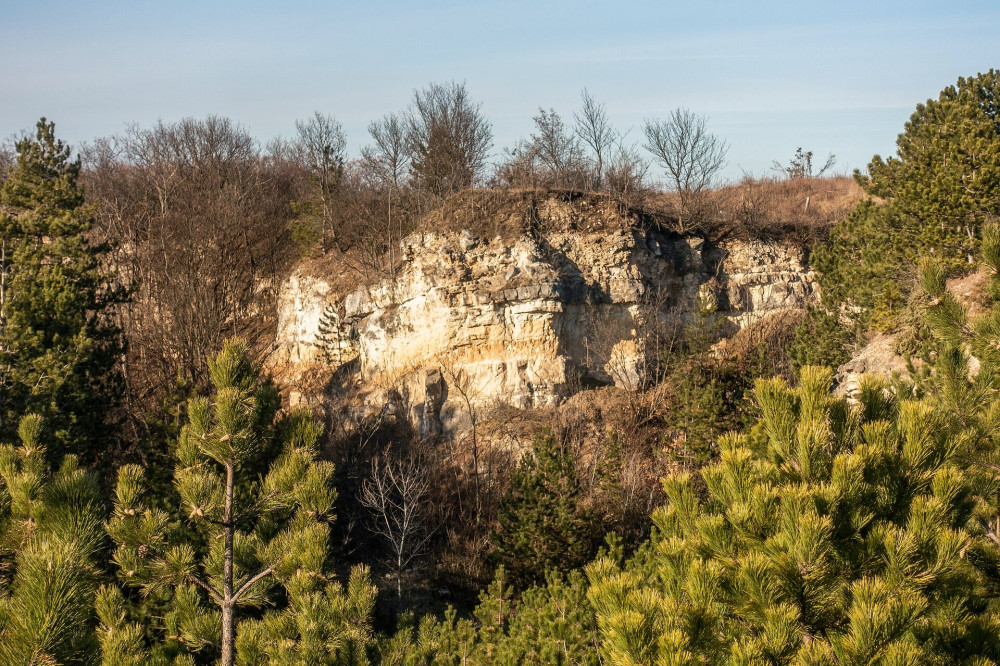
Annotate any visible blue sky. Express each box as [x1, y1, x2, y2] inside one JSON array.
[[1, 1, 997, 179]]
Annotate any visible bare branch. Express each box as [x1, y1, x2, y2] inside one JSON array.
[[643, 108, 727, 232], [574, 89, 616, 189]]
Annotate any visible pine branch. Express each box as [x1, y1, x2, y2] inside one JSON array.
[[232, 566, 274, 603], [187, 572, 223, 604]]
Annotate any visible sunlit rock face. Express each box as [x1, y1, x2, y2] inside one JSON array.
[[271, 226, 817, 435]]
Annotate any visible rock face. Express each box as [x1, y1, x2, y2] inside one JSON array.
[[271, 226, 818, 435], [834, 334, 910, 399], [832, 268, 991, 398]]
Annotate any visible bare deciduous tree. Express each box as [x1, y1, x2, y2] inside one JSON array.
[[530, 107, 587, 190], [83, 117, 297, 440], [0, 144, 13, 182], [294, 111, 347, 252], [361, 113, 412, 277], [405, 81, 493, 197], [359, 446, 438, 605], [605, 135, 649, 213], [574, 89, 616, 189], [731, 172, 776, 234], [439, 359, 494, 527], [363, 113, 408, 189], [584, 286, 680, 422], [643, 108, 728, 232]]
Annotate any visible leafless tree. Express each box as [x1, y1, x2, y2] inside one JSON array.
[[643, 108, 728, 232], [605, 135, 650, 214], [294, 111, 347, 252], [730, 172, 776, 235], [582, 285, 681, 423], [360, 113, 412, 277], [337, 162, 420, 281], [82, 117, 297, 440], [359, 446, 438, 605], [405, 81, 493, 197], [0, 144, 13, 182], [362, 113, 408, 189], [530, 107, 587, 189], [438, 359, 493, 527], [493, 140, 540, 189], [574, 89, 616, 189]]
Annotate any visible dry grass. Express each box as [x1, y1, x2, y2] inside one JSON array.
[[709, 175, 862, 243], [422, 177, 863, 245], [293, 177, 863, 303], [422, 187, 634, 238]]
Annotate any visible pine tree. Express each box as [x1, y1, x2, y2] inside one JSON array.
[[381, 565, 599, 666], [0, 118, 123, 463], [813, 70, 1000, 328], [811, 199, 912, 330], [234, 564, 376, 665], [787, 305, 853, 374], [105, 339, 372, 666], [587, 367, 998, 665], [864, 70, 1000, 267], [95, 584, 148, 666], [664, 289, 757, 465], [494, 434, 595, 589], [492, 569, 600, 666], [0, 414, 104, 664], [917, 222, 1000, 608]]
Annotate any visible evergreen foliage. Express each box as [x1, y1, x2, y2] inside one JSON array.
[[664, 291, 768, 465], [916, 223, 1000, 606], [405, 82, 493, 196], [787, 305, 854, 374], [380, 565, 600, 666], [811, 199, 910, 330], [0, 414, 104, 665], [666, 357, 733, 464], [812, 70, 1000, 327], [104, 339, 375, 666], [587, 367, 999, 664], [290, 112, 346, 256], [864, 70, 1000, 268], [2, 72, 1000, 666], [493, 435, 596, 589], [0, 119, 123, 463]]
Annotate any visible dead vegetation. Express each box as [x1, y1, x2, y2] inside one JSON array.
[[710, 174, 862, 243], [293, 175, 861, 306]]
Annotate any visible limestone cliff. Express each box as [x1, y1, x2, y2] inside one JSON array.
[[269, 215, 819, 437]]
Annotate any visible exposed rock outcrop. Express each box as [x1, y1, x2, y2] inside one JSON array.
[[834, 333, 909, 398], [270, 220, 819, 437], [833, 267, 992, 398]]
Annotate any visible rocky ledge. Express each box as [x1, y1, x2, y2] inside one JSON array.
[[270, 226, 818, 437]]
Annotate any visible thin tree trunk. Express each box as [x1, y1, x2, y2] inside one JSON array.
[[396, 549, 403, 610], [221, 462, 235, 666]]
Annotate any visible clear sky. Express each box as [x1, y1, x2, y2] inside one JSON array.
[[1, 1, 997, 179]]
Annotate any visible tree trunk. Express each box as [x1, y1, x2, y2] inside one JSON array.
[[397, 569, 402, 609], [221, 462, 235, 666], [221, 602, 235, 666]]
